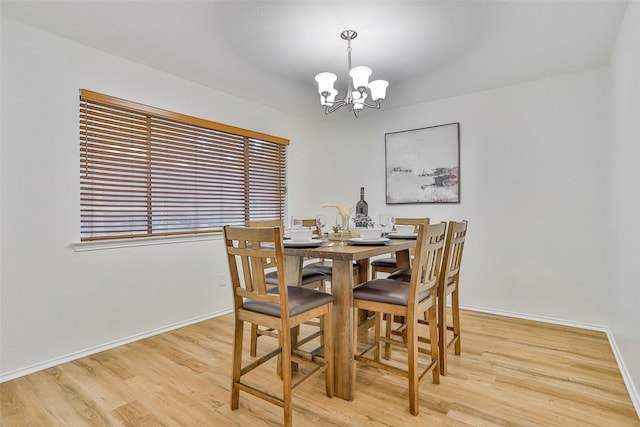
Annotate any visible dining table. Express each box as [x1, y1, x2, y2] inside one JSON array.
[[283, 237, 417, 401]]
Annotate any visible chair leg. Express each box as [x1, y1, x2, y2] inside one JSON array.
[[429, 307, 440, 385], [384, 314, 393, 360], [438, 293, 447, 376], [374, 312, 382, 362], [324, 308, 334, 398], [280, 324, 293, 427], [230, 319, 244, 410], [352, 306, 359, 397], [407, 317, 419, 416], [384, 315, 409, 360], [250, 323, 259, 357], [452, 288, 461, 355]]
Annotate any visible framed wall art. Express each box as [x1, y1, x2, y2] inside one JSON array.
[[385, 122, 460, 204]]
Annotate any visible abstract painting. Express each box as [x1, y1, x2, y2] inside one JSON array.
[[385, 122, 460, 204]]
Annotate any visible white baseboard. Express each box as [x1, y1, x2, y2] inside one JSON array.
[[0, 308, 233, 383], [460, 304, 610, 331], [461, 304, 640, 418], [607, 330, 640, 418]]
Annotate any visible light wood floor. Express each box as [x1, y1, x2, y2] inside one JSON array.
[[2, 309, 638, 426]]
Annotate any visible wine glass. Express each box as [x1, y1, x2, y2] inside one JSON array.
[[315, 214, 326, 239], [291, 216, 303, 230], [335, 215, 346, 245], [379, 214, 395, 234]]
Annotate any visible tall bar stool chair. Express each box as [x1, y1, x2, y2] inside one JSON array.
[[370, 217, 429, 278], [246, 219, 327, 356], [371, 217, 430, 356], [224, 225, 334, 427], [383, 221, 446, 359], [351, 221, 445, 416], [437, 220, 468, 375]]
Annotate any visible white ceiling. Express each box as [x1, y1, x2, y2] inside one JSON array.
[[1, 0, 629, 122]]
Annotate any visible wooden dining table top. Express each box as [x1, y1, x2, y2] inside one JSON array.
[[282, 238, 416, 260]]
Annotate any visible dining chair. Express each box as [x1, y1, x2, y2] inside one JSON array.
[[224, 225, 334, 427], [370, 217, 430, 355], [388, 220, 467, 375], [245, 219, 327, 357], [352, 221, 445, 416], [370, 217, 429, 278], [383, 221, 446, 359]]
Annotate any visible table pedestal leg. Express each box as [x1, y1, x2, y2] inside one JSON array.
[[331, 259, 355, 400]]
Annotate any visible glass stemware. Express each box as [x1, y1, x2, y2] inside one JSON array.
[[291, 216, 303, 230], [335, 215, 346, 245], [379, 214, 395, 234]]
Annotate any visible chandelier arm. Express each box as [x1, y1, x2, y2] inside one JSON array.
[[361, 99, 382, 110], [324, 100, 349, 114]]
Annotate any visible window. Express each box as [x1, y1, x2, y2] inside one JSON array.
[[79, 89, 288, 241]]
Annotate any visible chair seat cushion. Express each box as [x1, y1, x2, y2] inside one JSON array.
[[243, 286, 335, 317], [370, 257, 397, 267], [387, 268, 412, 282], [353, 279, 431, 306], [305, 260, 359, 276], [265, 269, 325, 286], [389, 269, 455, 290]]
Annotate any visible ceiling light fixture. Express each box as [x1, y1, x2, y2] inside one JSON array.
[[315, 30, 389, 118]]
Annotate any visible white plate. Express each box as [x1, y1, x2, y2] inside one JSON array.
[[348, 237, 390, 245], [387, 232, 418, 239], [283, 239, 324, 247]]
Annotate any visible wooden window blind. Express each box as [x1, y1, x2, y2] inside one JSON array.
[[79, 89, 288, 241]]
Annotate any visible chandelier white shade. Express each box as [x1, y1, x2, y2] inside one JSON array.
[[314, 30, 389, 117]]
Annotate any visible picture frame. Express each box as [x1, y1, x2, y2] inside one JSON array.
[[385, 122, 460, 204]]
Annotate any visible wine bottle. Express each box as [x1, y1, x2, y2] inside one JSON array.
[[356, 187, 368, 217]]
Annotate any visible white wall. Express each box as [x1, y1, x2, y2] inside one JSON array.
[[0, 18, 316, 378], [1, 12, 636, 409], [610, 0, 640, 399], [292, 67, 612, 325]]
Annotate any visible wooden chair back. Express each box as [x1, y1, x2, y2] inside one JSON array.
[[224, 225, 289, 317], [395, 217, 429, 228], [438, 220, 468, 375], [395, 217, 429, 257], [409, 222, 446, 307], [301, 218, 322, 236], [245, 220, 284, 271], [440, 220, 467, 287], [371, 217, 430, 278]]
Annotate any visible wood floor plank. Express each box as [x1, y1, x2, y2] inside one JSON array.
[[1, 310, 638, 426]]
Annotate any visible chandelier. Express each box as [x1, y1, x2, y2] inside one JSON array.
[[314, 30, 389, 118]]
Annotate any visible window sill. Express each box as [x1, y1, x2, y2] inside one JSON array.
[[70, 233, 223, 252]]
